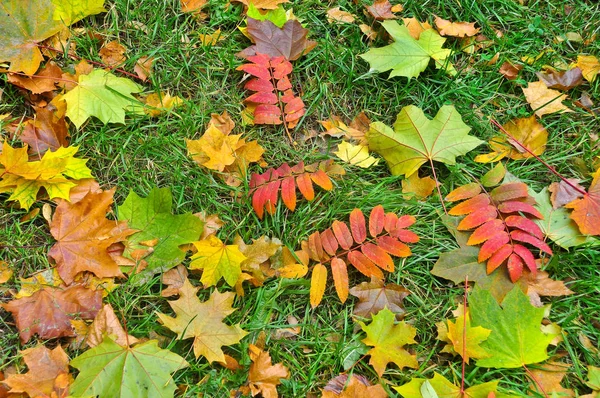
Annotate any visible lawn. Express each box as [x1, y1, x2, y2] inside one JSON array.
[[1, 0, 600, 397]]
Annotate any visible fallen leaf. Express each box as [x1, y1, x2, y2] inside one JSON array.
[[49, 189, 136, 284], [0, 261, 12, 283], [395, 373, 499, 398], [199, 29, 224, 46], [528, 362, 574, 397], [322, 374, 387, 397], [62, 69, 144, 129], [232, 0, 289, 10], [7, 61, 63, 94], [194, 211, 224, 239], [239, 18, 317, 61], [537, 68, 583, 90], [245, 3, 289, 28], [327, 8, 355, 24], [575, 55, 600, 83], [565, 172, 600, 236], [247, 344, 290, 397], [161, 264, 189, 297], [209, 110, 236, 135], [189, 235, 247, 287], [475, 116, 547, 163], [359, 24, 377, 41], [86, 303, 138, 348], [499, 61, 522, 80], [401, 173, 437, 199], [470, 286, 556, 368], [585, 366, 600, 393], [359, 308, 418, 376], [367, 105, 482, 177], [319, 116, 366, 143], [549, 179, 585, 208], [334, 141, 380, 168], [134, 56, 154, 81], [349, 278, 409, 320], [1, 284, 101, 342], [180, 0, 207, 13], [360, 21, 456, 79], [14, 268, 64, 298], [481, 162, 506, 187], [52, 0, 106, 25], [235, 235, 282, 289], [98, 40, 127, 67], [366, 0, 398, 20], [70, 337, 188, 397], [9, 106, 69, 158], [434, 15, 480, 37], [524, 270, 574, 307], [522, 81, 572, 117], [3, 345, 72, 397], [437, 305, 491, 364], [401, 17, 432, 40], [157, 279, 248, 361]]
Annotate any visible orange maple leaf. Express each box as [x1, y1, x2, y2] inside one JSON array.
[[566, 173, 600, 236]]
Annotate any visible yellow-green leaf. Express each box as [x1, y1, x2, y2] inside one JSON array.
[[189, 235, 246, 287], [334, 141, 379, 168]]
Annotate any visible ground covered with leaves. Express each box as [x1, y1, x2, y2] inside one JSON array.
[[1, 0, 600, 397]]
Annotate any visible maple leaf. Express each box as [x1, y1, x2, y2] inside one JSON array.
[[156, 279, 248, 361], [8, 107, 69, 159], [470, 285, 556, 368], [360, 21, 456, 79], [367, 105, 483, 177], [401, 17, 432, 40], [245, 3, 288, 28], [565, 172, 600, 236], [247, 344, 290, 397], [0, 261, 12, 283], [62, 69, 144, 129], [499, 61, 523, 80], [585, 366, 600, 394], [548, 179, 586, 209], [359, 308, 418, 377], [434, 15, 480, 37], [6, 61, 63, 94], [537, 68, 583, 91], [134, 56, 155, 81], [86, 304, 139, 348], [52, 0, 106, 25], [233, 0, 289, 11], [366, 0, 398, 20], [436, 305, 491, 364], [322, 374, 387, 397], [522, 81, 572, 118], [14, 267, 64, 298], [239, 18, 317, 61], [0, 142, 92, 210], [49, 189, 136, 284], [574, 55, 600, 82], [234, 235, 282, 293], [1, 284, 101, 342], [118, 187, 204, 279], [99, 40, 126, 67], [334, 141, 380, 168], [394, 373, 499, 398], [188, 235, 247, 287], [161, 264, 189, 297], [319, 113, 370, 143], [401, 173, 437, 199], [326, 8, 356, 24], [474, 116, 547, 163], [349, 277, 409, 320], [528, 362, 574, 397], [180, 0, 207, 13], [3, 344, 72, 397], [70, 336, 188, 398]]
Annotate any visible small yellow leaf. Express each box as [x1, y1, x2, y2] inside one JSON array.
[[0, 261, 13, 283], [144, 92, 183, 117], [326, 8, 355, 24], [310, 263, 327, 308], [401, 173, 437, 199], [334, 141, 379, 168], [522, 81, 572, 117], [575, 55, 600, 83], [189, 235, 247, 286], [199, 29, 223, 46]]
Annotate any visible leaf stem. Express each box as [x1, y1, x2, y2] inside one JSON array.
[[460, 275, 468, 395], [523, 364, 549, 398], [490, 119, 587, 196], [429, 157, 448, 215]]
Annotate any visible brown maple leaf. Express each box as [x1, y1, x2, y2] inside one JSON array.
[[322, 374, 387, 397], [8, 107, 69, 159], [247, 344, 290, 398], [48, 189, 137, 284], [366, 0, 399, 20], [86, 304, 139, 348], [548, 179, 585, 209], [3, 345, 72, 397], [349, 277, 410, 320], [6, 61, 63, 94], [239, 19, 317, 61], [2, 284, 101, 342]]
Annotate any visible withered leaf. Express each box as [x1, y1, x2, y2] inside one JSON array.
[[7, 61, 63, 94], [98, 41, 127, 67], [247, 344, 290, 398], [499, 61, 522, 80], [523, 81, 572, 117], [86, 303, 139, 348], [322, 374, 387, 397], [349, 277, 409, 320], [9, 107, 69, 158], [536, 68, 583, 91], [548, 179, 585, 209], [161, 264, 189, 297], [239, 18, 317, 61], [366, 0, 398, 20], [1, 284, 101, 342]]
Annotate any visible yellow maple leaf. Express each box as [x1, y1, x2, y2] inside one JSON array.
[[157, 279, 248, 362], [575, 55, 600, 82], [334, 141, 379, 168], [143, 92, 183, 117], [0, 142, 92, 209], [522, 81, 572, 117], [401, 173, 437, 199], [189, 235, 247, 286]]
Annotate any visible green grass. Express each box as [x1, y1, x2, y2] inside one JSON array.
[[1, 0, 600, 396]]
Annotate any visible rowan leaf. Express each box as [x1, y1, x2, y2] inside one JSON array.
[[1, 284, 101, 342], [359, 308, 418, 377], [70, 336, 188, 398], [48, 189, 137, 284], [239, 18, 316, 61], [3, 345, 71, 397], [470, 285, 556, 368], [522, 81, 572, 118], [247, 344, 290, 398], [349, 277, 409, 320], [367, 105, 483, 177], [62, 69, 144, 129], [189, 235, 246, 287], [394, 373, 499, 398], [156, 279, 248, 361], [359, 20, 456, 79], [436, 305, 491, 364], [565, 173, 600, 236], [118, 187, 204, 280], [0, 142, 92, 210]]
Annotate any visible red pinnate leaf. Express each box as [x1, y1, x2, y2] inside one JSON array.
[[310, 170, 333, 190], [504, 215, 544, 239], [350, 209, 367, 243], [332, 221, 353, 250], [254, 105, 282, 124], [264, 180, 281, 215], [498, 201, 543, 218], [510, 230, 553, 255], [457, 205, 497, 230], [490, 182, 529, 202], [362, 243, 395, 272], [245, 78, 274, 92], [512, 244, 537, 274], [252, 185, 269, 219], [321, 228, 339, 256], [347, 250, 384, 279], [281, 176, 296, 211], [377, 236, 411, 257], [392, 229, 420, 243], [369, 205, 385, 237], [506, 253, 524, 283], [331, 258, 349, 303], [395, 215, 416, 229], [296, 173, 315, 200], [445, 182, 481, 201], [486, 244, 513, 273], [238, 63, 270, 80], [308, 231, 325, 261], [467, 219, 504, 245], [246, 91, 278, 104], [384, 213, 398, 232], [478, 232, 510, 262], [448, 193, 490, 216]]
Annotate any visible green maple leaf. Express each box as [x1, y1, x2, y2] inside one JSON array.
[[118, 187, 204, 281], [247, 3, 287, 27], [189, 235, 247, 286], [395, 373, 499, 398], [470, 286, 557, 368], [531, 187, 598, 249], [52, 0, 106, 25], [367, 105, 483, 177], [586, 366, 600, 392], [62, 69, 144, 129], [70, 337, 188, 398], [359, 307, 418, 377], [359, 21, 456, 79]]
